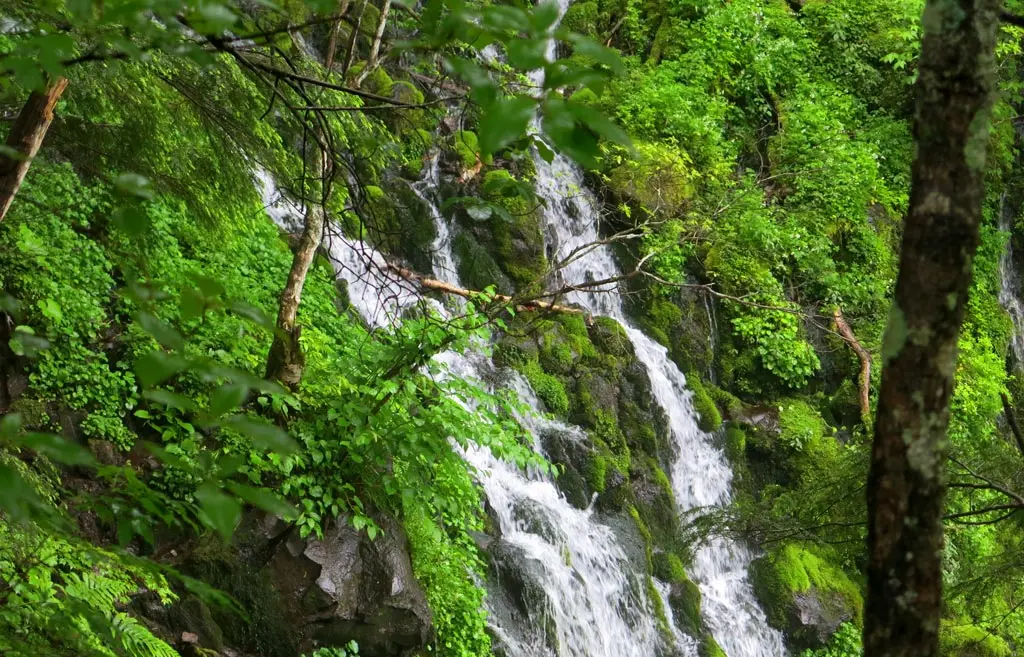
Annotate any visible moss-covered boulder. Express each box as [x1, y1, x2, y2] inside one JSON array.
[[940, 624, 1012, 657], [749, 544, 863, 651], [687, 372, 722, 432]]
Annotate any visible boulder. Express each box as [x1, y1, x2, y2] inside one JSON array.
[[174, 512, 433, 657], [749, 544, 862, 652]]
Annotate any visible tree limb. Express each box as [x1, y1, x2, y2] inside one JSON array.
[[833, 306, 872, 419]]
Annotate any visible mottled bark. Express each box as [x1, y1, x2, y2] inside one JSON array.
[[0, 78, 68, 222], [266, 149, 331, 387], [864, 3, 1001, 657]]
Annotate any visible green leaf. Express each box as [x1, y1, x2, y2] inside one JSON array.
[[135, 351, 187, 388], [188, 273, 226, 299], [143, 389, 197, 411], [196, 483, 242, 540], [466, 204, 493, 221], [0, 412, 22, 437], [566, 101, 631, 147], [210, 383, 248, 417], [531, 0, 562, 34], [18, 432, 96, 466], [479, 95, 537, 155], [226, 482, 298, 519], [112, 205, 152, 237], [569, 35, 625, 76], [227, 301, 275, 331], [223, 416, 298, 455], [114, 173, 154, 200], [9, 326, 50, 357], [506, 38, 549, 71], [138, 312, 185, 351]]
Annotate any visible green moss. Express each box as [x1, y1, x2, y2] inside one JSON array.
[[587, 453, 609, 493], [8, 397, 50, 430], [522, 360, 569, 416], [589, 316, 632, 357], [688, 373, 722, 432], [562, 0, 598, 36], [940, 624, 1011, 657], [778, 399, 827, 450], [724, 426, 747, 464], [607, 142, 695, 216], [668, 574, 704, 639], [707, 382, 744, 420], [653, 552, 688, 585], [452, 232, 513, 295], [453, 130, 486, 169], [647, 575, 674, 643], [699, 635, 727, 657], [750, 543, 863, 634]]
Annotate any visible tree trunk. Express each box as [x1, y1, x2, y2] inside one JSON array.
[[265, 149, 331, 387], [324, 0, 351, 73], [864, 3, 1000, 657], [341, 0, 368, 79], [354, 0, 391, 87], [0, 78, 68, 222]]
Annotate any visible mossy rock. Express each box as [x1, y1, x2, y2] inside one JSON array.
[[589, 316, 632, 357], [940, 624, 1012, 657], [653, 552, 688, 585], [749, 544, 863, 651], [452, 231, 514, 295], [699, 635, 727, 657], [562, 0, 598, 36], [521, 360, 569, 416], [452, 130, 490, 169], [667, 575, 704, 639], [778, 398, 828, 450], [688, 372, 722, 432]]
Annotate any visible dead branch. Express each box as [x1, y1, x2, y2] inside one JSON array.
[[833, 306, 872, 419], [385, 263, 586, 315], [0, 78, 68, 222]]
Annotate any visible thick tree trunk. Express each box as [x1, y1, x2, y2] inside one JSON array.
[[864, 3, 1000, 657], [0, 78, 68, 222], [266, 149, 331, 387], [354, 0, 391, 87]]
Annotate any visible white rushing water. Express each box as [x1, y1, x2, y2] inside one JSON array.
[[257, 162, 683, 657], [999, 195, 1024, 368], [255, 168, 420, 327], [531, 149, 787, 657]]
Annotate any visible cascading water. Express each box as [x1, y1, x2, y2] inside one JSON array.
[[999, 195, 1024, 367], [530, 149, 787, 657], [256, 162, 685, 657]]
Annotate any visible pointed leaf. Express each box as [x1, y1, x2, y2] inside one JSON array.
[[196, 483, 242, 540], [479, 95, 537, 155]]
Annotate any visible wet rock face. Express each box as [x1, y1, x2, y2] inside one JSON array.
[[169, 512, 433, 657], [279, 515, 434, 657]]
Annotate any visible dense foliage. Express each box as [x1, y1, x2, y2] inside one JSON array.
[[5, 1, 1024, 657]]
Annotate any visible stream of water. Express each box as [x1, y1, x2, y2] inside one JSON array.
[[529, 147, 786, 657], [999, 195, 1024, 368]]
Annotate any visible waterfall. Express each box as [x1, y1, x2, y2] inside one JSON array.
[[256, 163, 684, 657], [999, 195, 1024, 368], [254, 168, 420, 327], [530, 150, 787, 657]]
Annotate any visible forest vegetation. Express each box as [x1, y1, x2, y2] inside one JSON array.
[[1, 2, 1024, 657]]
